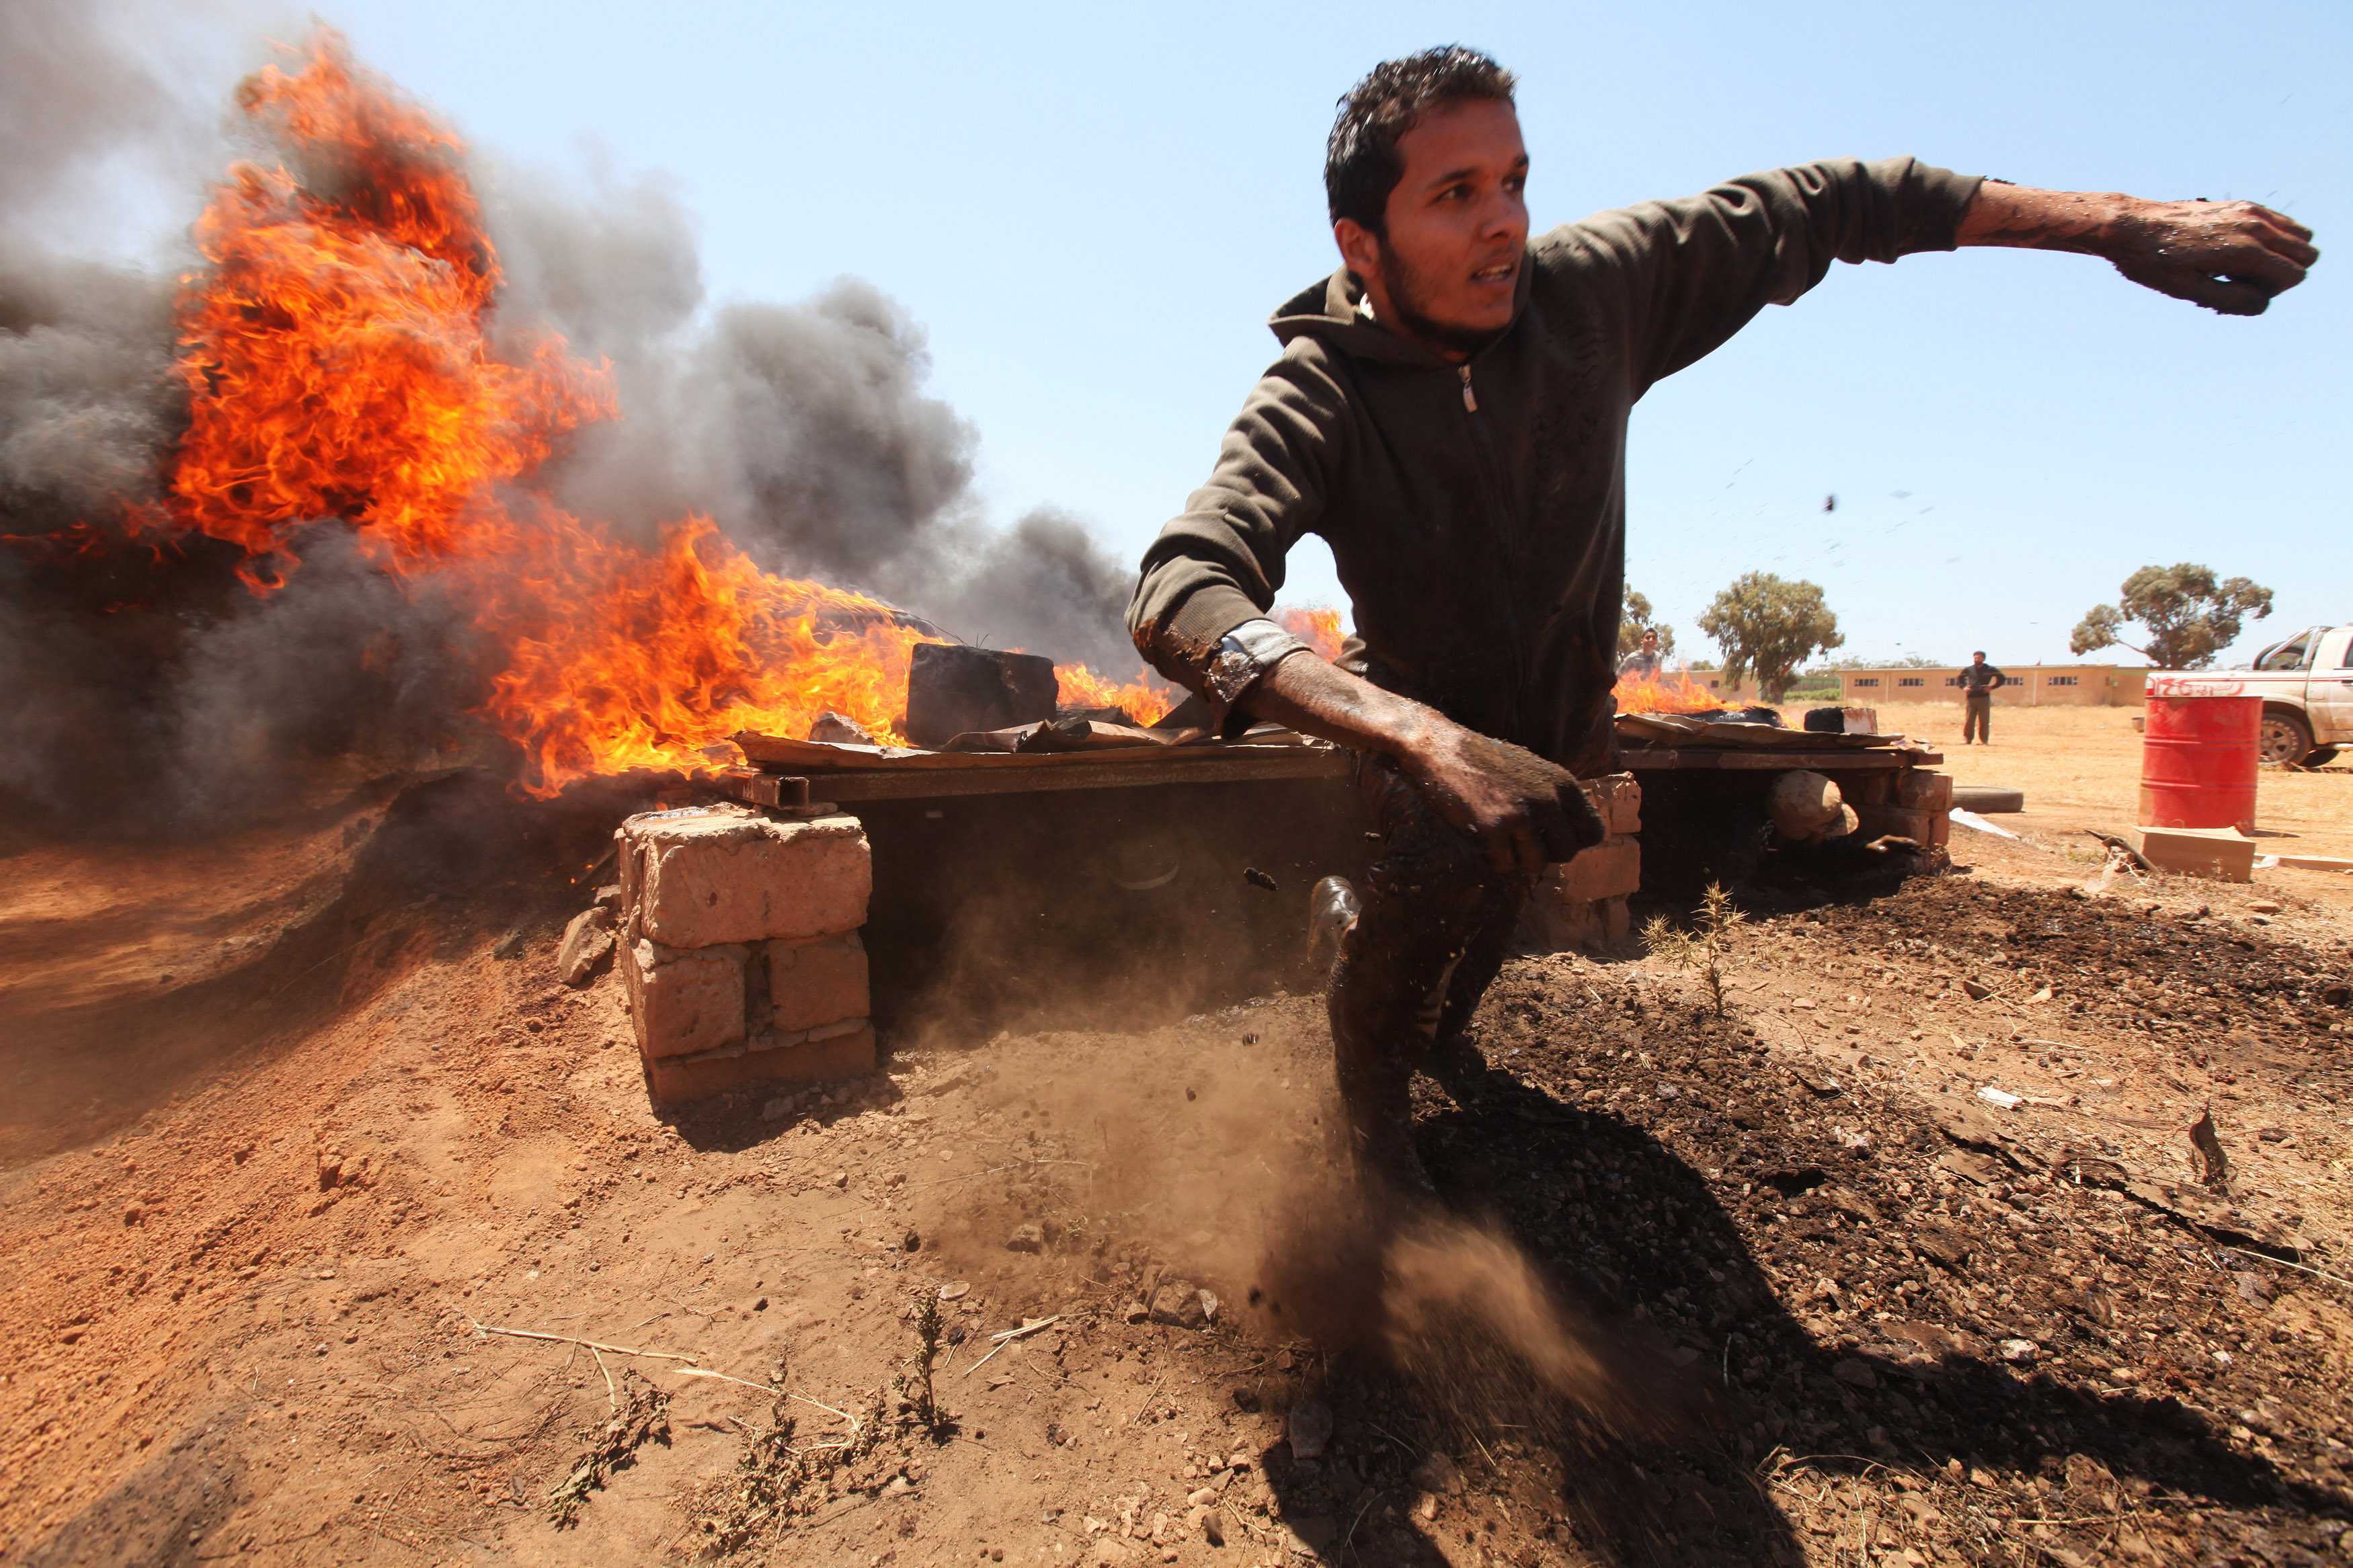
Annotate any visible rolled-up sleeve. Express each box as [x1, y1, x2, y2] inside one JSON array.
[[1126, 349, 1349, 731], [1556, 157, 1983, 394]]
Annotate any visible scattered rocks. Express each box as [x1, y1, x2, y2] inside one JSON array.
[[1006, 1222, 1046, 1253], [557, 907, 615, 987], [1410, 1451, 1464, 1495], [1283, 1397, 1332, 1460], [1146, 1281, 1213, 1329], [491, 926, 528, 960], [1999, 1337, 2040, 1364]]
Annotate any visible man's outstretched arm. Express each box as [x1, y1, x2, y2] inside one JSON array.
[[1957, 181, 2317, 315]]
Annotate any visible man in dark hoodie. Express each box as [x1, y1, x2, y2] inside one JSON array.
[[1125, 46, 2316, 1195]]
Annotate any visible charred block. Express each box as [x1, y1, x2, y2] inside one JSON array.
[[904, 644, 1059, 747]]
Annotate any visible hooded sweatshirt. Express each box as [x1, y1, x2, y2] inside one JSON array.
[[1125, 157, 1983, 773]]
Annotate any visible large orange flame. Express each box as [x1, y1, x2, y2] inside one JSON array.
[[149, 32, 1176, 792], [1612, 668, 1725, 714], [1277, 606, 1347, 661], [1053, 664, 1177, 727]]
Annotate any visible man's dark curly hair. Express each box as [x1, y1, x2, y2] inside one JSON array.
[[1325, 46, 1517, 235]]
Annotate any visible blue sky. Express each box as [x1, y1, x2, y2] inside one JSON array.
[[115, 1, 2352, 669]]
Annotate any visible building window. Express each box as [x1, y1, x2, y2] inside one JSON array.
[[1946, 675, 1964, 686], [1899, 677, 1924, 688], [2048, 675, 2077, 687], [1853, 677, 1879, 688]]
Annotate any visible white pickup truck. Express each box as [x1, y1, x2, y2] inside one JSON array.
[[2235, 624, 2353, 767]]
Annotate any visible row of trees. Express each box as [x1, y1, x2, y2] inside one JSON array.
[[1623, 563, 2275, 702]]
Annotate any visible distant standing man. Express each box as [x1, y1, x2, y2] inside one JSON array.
[[1958, 652, 2007, 744], [1124, 46, 2317, 1196], [1618, 628, 1665, 682]]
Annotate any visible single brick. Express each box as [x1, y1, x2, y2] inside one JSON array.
[[1559, 835, 1642, 903], [1518, 890, 1631, 954], [1897, 770, 1954, 813], [641, 1022, 877, 1106], [1581, 773, 1642, 837], [619, 937, 747, 1060], [767, 932, 869, 1032], [1857, 804, 1950, 850], [619, 804, 871, 948], [1599, 895, 1632, 946], [1520, 893, 1598, 952], [2137, 826, 2253, 883]]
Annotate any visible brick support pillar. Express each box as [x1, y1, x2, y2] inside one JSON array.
[[614, 803, 877, 1106]]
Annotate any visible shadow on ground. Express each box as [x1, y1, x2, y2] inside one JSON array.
[[1253, 975, 2348, 1566]]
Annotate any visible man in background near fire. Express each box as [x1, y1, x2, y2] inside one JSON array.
[[1957, 651, 2007, 745], [1618, 629, 1665, 683], [1125, 47, 2317, 1197]]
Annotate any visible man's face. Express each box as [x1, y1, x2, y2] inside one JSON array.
[[1972, 653, 1986, 665], [1337, 98, 1529, 357], [1641, 630, 1659, 653]]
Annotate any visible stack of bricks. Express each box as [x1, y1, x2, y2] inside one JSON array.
[[1851, 768, 1952, 850], [613, 802, 877, 1106], [1521, 772, 1642, 952]]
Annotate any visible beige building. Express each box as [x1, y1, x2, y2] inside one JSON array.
[[1681, 671, 1766, 704], [1832, 665, 2148, 707]]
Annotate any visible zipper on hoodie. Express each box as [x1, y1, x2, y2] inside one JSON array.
[[1454, 356, 1527, 739]]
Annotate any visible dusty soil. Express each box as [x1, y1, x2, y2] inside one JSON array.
[[3, 761, 2351, 1568]]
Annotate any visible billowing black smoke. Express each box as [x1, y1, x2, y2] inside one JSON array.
[[0, 7, 1141, 835]]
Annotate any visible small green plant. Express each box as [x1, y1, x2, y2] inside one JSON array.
[[1640, 883, 1745, 1018]]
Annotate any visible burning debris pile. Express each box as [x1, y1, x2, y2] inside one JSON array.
[[1612, 667, 1732, 715], [0, 22, 1344, 825]]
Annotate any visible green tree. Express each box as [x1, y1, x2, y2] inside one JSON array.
[[1619, 587, 1677, 658], [1696, 573, 1843, 701], [2069, 565, 2274, 669]]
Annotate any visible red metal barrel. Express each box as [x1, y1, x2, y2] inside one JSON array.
[[2139, 675, 2260, 833]]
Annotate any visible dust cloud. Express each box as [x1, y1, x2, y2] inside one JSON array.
[[920, 1008, 1701, 1450]]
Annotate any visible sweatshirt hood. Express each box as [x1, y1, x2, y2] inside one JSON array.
[[1268, 259, 1533, 367]]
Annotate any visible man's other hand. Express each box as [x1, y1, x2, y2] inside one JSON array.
[[1958, 182, 2317, 317], [1402, 723, 1607, 876], [2108, 199, 2318, 315]]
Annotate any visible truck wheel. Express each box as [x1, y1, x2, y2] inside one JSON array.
[[2259, 708, 2315, 768], [1952, 784, 2026, 814]]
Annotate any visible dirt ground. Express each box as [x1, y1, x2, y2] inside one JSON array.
[[1845, 702, 2353, 912], [3, 737, 2350, 1568]]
